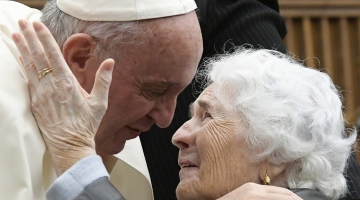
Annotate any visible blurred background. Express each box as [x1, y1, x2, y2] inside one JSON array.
[[279, 0, 360, 160], [14, 0, 360, 160]]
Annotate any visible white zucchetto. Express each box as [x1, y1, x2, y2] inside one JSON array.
[[57, 0, 197, 21]]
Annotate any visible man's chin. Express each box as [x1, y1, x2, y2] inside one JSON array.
[[110, 142, 126, 155], [96, 126, 143, 155], [96, 140, 126, 155]]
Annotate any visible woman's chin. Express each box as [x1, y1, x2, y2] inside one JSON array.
[[176, 176, 203, 200], [176, 182, 196, 200]]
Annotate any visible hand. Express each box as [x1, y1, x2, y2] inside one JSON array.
[[217, 183, 303, 200], [12, 20, 114, 176]]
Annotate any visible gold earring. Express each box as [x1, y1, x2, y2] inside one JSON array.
[[264, 174, 271, 185]]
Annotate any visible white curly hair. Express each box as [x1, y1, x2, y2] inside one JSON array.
[[198, 48, 357, 200]]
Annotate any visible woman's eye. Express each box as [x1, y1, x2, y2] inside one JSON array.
[[204, 111, 212, 119]]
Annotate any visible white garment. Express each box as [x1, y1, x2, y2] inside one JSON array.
[[0, 2, 152, 200], [57, 0, 197, 21], [113, 138, 154, 200]]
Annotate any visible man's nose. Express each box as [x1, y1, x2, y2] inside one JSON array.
[[148, 97, 176, 128]]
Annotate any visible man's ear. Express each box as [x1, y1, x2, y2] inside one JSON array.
[[259, 160, 289, 185], [62, 33, 97, 87]]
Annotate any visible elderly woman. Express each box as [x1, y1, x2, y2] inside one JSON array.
[[172, 49, 357, 200]]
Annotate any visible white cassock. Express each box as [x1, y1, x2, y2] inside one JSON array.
[[0, 1, 153, 199]]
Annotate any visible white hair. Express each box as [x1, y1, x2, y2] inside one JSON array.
[[41, 0, 148, 62], [198, 48, 357, 200]]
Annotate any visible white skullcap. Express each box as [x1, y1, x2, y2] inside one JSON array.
[[56, 0, 197, 21]]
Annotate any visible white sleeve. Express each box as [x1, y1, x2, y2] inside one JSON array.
[[46, 155, 109, 200]]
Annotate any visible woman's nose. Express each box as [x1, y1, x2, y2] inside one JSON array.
[[172, 121, 195, 149]]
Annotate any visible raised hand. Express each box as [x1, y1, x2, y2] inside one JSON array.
[[12, 20, 114, 176]]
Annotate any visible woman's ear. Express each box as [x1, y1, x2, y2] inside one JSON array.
[[62, 33, 97, 86], [259, 160, 289, 186]]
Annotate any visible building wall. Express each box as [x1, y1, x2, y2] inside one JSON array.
[[279, 0, 360, 159]]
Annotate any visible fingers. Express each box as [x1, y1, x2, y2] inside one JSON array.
[[15, 20, 71, 81], [32, 21, 71, 79], [12, 32, 39, 90], [18, 20, 51, 73], [90, 59, 114, 108]]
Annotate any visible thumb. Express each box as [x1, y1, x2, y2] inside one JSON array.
[[90, 58, 114, 105]]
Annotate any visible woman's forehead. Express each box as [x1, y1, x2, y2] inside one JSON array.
[[193, 87, 215, 109], [192, 86, 228, 113], [197, 85, 214, 101]]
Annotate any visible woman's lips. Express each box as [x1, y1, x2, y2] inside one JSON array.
[[180, 163, 197, 168], [178, 159, 198, 168]]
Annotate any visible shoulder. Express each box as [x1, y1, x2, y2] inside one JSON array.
[[0, 1, 41, 38], [290, 188, 331, 200]]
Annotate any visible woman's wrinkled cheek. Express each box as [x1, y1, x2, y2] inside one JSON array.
[[197, 119, 239, 198]]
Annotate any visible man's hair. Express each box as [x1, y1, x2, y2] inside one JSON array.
[[41, 0, 147, 63], [198, 48, 357, 200]]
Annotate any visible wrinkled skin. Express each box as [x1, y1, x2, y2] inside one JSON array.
[[172, 85, 262, 199], [12, 20, 114, 175], [172, 85, 298, 200], [75, 11, 203, 155]]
